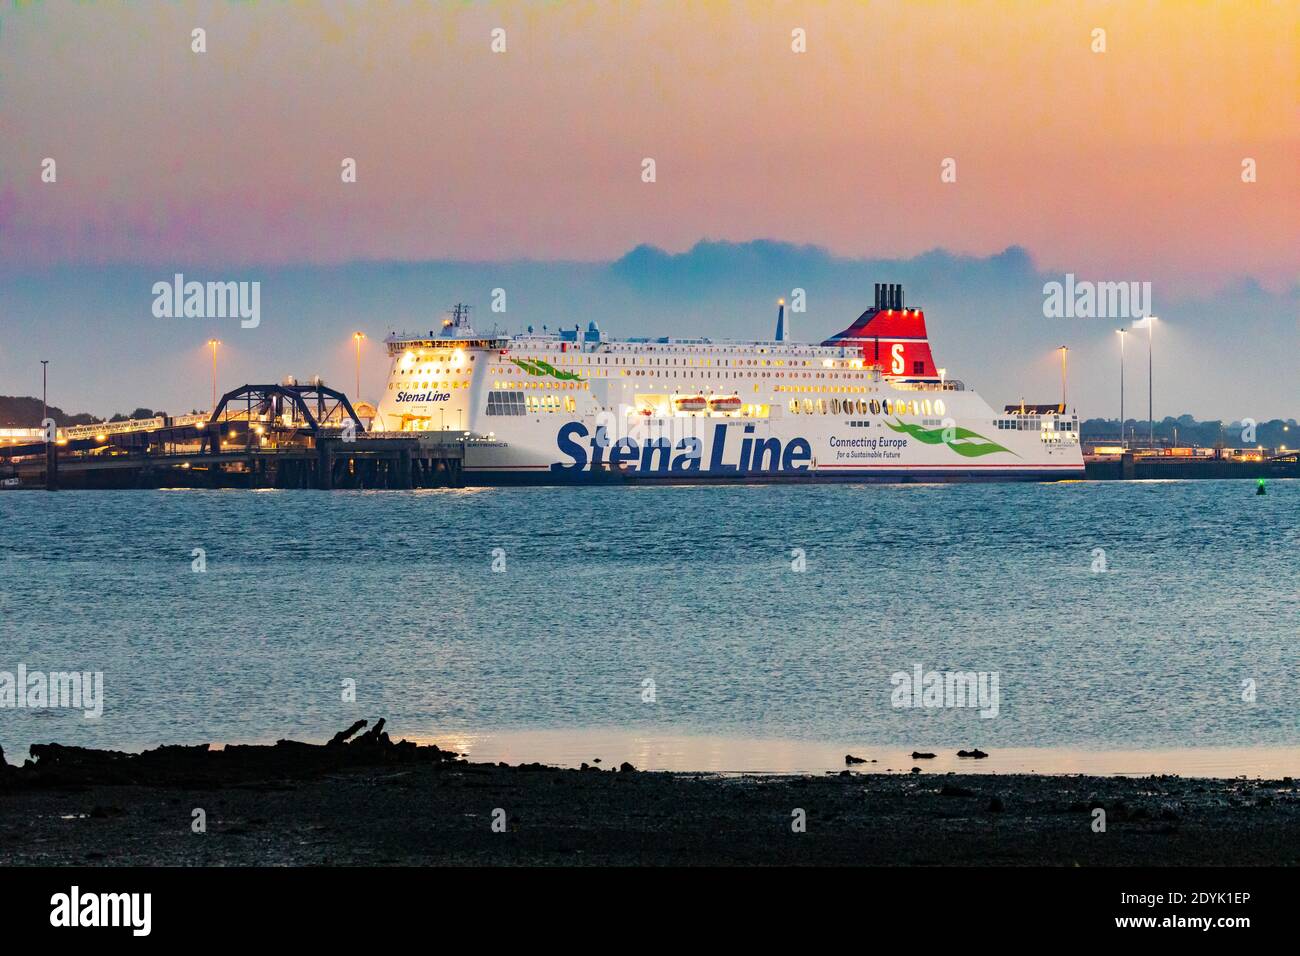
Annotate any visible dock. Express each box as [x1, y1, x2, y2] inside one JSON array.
[[0, 382, 466, 490], [1084, 451, 1299, 480]]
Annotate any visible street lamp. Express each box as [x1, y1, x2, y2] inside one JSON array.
[[1116, 329, 1127, 448], [353, 331, 365, 400], [40, 360, 49, 432], [207, 339, 221, 411], [1057, 346, 1068, 409], [1136, 316, 1158, 448]]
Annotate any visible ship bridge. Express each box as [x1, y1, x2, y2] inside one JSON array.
[[386, 304, 509, 353]]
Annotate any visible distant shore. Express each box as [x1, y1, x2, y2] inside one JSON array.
[[2, 721, 1297, 866]]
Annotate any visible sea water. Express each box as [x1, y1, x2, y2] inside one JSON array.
[[1, 480, 1296, 773]]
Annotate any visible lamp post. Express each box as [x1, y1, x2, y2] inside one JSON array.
[[353, 331, 365, 400], [207, 339, 221, 411], [1116, 329, 1126, 448], [40, 360, 49, 432], [1057, 346, 1068, 409], [1140, 316, 1157, 448]]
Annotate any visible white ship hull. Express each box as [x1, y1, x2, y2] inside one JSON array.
[[372, 293, 1084, 485], [455, 410, 1082, 484]]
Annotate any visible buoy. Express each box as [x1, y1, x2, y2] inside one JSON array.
[[1256, 479, 1266, 496]]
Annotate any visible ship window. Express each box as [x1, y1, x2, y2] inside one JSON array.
[[913, 361, 924, 375], [486, 390, 526, 416], [788, 399, 799, 414], [935, 399, 945, 416]]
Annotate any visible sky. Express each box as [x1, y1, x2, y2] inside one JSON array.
[[1, 1, 1296, 419]]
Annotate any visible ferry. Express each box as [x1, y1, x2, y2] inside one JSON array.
[[371, 285, 1083, 483]]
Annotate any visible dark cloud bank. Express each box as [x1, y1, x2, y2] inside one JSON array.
[[3, 241, 1295, 419]]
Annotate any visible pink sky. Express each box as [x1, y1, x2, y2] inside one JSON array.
[[2, 1, 1297, 289]]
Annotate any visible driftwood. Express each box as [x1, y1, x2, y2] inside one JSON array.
[[0, 719, 461, 790], [327, 719, 368, 747]]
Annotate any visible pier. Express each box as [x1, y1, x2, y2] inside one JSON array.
[[0, 382, 466, 490], [1083, 450, 1299, 480]]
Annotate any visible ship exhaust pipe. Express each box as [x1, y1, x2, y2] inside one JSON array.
[[872, 282, 907, 310]]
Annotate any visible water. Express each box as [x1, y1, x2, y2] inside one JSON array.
[[1, 481, 1297, 774]]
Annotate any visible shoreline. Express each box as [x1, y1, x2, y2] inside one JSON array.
[[9, 726, 1294, 779], [3, 720, 1297, 866], [404, 729, 1300, 778]]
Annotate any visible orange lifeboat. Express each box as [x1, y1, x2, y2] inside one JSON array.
[[708, 395, 743, 413], [675, 395, 708, 413]]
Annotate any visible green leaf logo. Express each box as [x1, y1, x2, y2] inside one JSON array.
[[885, 418, 1017, 458], [509, 357, 584, 382]]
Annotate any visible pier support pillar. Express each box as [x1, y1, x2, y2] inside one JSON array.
[[44, 441, 59, 491], [1121, 452, 1135, 481], [317, 441, 333, 490]]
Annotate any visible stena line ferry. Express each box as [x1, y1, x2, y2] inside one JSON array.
[[372, 285, 1083, 483]]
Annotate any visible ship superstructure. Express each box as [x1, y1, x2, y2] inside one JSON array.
[[372, 289, 1083, 482]]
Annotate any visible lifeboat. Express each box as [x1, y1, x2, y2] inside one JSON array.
[[708, 395, 743, 413], [674, 395, 707, 413]]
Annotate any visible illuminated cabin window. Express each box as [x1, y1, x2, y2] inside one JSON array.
[[788, 399, 800, 414], [870, 399, 881, 414], [486, 391, 526, 416], [923, 399, 933, 415], [801, 399, 814, 414], [934, 399, 945, 416], [830, 398, 842, 415]]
